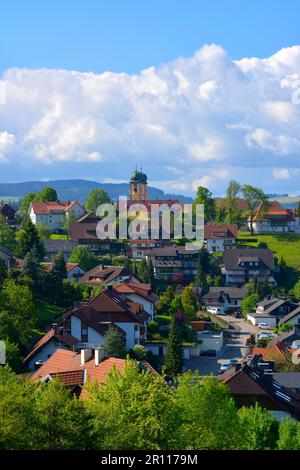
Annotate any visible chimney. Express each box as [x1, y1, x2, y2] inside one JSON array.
[[80, 348, 92, 366], [94, 348, 105, 366]]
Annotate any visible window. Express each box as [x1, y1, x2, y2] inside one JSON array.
[[81, 321, 88, 342]]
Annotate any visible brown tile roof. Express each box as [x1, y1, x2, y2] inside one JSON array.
[[48, 370, 85, 386], [204, 224, 237, 239], [31, 200, 84, 215], [80, 265, 138, 286], [114, 282, 158, 303], [221, 366, 269, 396], [251, 342, 294, 365], [253, 201, 295, 222]]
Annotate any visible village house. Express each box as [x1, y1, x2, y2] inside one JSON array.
[[70, 212, 111, 251], [250, 201, 300, 234], [204, 224, 237, 253], [31, 347, 158, 398], [43, 239, 79, 262], [129, 239, 177, 259], [146, 246, 199, 281], [220, 356, 300, 420], [268, 325, 300, 349], [279, 305, 300, 327], [80, 265, 140, 287], [24, 286, 150, 369], [29, 200, 85, 232], [23, 326, 78, 371], [41, 262, 87, 281], [201, 286, 249, 314], [222, 248, 276, 286], [113, 282, 158, 320], [62, 286, 149, 350]]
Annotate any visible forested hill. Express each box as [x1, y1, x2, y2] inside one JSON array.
[[0, 180, 193, 204]]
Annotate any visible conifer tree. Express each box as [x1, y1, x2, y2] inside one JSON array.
[[16, 219, 45, 261], [104, 326, 126, 358], [164, 317, 183, 379]]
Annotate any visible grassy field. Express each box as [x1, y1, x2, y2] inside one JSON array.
[[238, 232, 300, 271], [35, 299, 65, 329]]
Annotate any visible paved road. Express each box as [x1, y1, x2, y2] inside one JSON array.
[[184, 315, 259, 376]]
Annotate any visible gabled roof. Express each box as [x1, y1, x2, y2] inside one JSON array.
[[80, 265, 138, 286], [279, 305, 300, 325], [30, 200, 84, 215], [223, 248, 274, 270], [253, 201, 295, 222], [202, 286, 249, 300], [75, 211, 100, 224], [251, 342, 293, 365], [44, 239, 78, 253], [204, 224, 237, 239], [23, 328, 78, 365], [221, 361, 300, 419], [114, 282, 158, 303], [65, 303, 127, 335], [88, 287, 149, 323], [32, 348, 157, 396]]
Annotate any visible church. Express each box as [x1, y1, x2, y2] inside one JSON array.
[[128, 167, 181, 209]]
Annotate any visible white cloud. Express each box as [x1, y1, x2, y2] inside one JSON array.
[[272, 168, 291, 179], [1, 44, 300, 193]]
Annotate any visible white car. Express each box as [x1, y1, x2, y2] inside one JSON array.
[[219, 361, 233, 373], [258, 332, 273, 339], [258, 323, 270, 329]]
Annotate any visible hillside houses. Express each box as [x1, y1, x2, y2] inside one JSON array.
[[250, 201, 300, 234], [222, 248, 276, 286], [80, 265, 140, 287], [29, 200, 85, 232], [204, 224, 237, 252]]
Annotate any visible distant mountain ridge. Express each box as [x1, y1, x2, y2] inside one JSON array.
[[0, 179, 193, 204]]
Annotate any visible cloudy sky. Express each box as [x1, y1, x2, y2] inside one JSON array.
[[1, 1, 300, 195]]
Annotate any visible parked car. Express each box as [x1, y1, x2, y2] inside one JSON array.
[[219, 361, 232, 373], [258, 323, 270, 329], [257, 332, 273, 339], [207, 306, 225, 315]]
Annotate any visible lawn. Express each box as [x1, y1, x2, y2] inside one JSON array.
[[35, 299, 65, 329], [238, 231, 300, 288], [49, 234, 69, 240]]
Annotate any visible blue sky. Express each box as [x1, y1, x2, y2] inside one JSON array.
[[1, 1, 300, 195], [2, 0, 300, 73]]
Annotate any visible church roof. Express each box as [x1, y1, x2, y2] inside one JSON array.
[[130, 169, 147, 183]]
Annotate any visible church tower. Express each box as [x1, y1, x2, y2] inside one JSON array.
[[130, 167, 148, 201]]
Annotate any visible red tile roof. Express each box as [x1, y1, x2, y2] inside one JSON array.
[[31, 201, 84, 215], [32, 349, 157, 397]]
